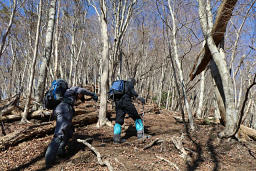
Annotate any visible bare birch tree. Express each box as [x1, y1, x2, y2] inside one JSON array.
[[109, 0, 138, 82], [167, 0, 194, 130], [21, 0, 42, 123], [0, 0, 17, 60], [35, 0, 57, 105], [54, 0, 61, 80], [196, 70, 205, 118], [89, 0, 111, 127]]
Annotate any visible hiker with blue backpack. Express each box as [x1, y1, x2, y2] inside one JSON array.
[[44, 79, 98, 166], [108, 78, 146, 143]]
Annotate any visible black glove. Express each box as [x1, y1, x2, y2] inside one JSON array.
[[93, 94, 98, 102], [137, 97, 145, 105]]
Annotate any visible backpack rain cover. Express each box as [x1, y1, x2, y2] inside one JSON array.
[[43, 79, 68, 109], [108, 80, 125, 100]]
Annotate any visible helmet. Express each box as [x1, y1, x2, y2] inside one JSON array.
[[127, 78, 136, 85]]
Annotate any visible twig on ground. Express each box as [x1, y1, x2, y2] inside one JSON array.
[[143, 138, 164, 150], [114, 157, 127, 170], [156, 155, 180, 171], [77, 138, 113, 171]]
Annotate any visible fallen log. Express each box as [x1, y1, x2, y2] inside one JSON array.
[[1, 109, 52, 122], [237, 125, 256, 141], [0, 111, 99, 151]]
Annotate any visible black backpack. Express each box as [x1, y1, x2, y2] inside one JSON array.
[[43, 79, 68, 110], [108, 80, 125, 100]]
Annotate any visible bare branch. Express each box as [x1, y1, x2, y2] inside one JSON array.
[[156, 155, 180, 171], [77, 138, 113, 171]]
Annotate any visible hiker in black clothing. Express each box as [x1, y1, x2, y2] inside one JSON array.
[[113, 78, 145, 143], [45, 86, 98, 166]]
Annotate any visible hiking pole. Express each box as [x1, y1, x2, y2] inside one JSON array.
[[142, 104, 145, 138], [0, 114, 6, 135]]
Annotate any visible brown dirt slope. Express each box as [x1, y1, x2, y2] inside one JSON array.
[[0, 101, 256, 171]]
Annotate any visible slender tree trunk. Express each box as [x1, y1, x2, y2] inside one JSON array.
[[69, 30, 75, 86], [54, 0, 61, 80], [196, 70, 205, 118], [158, 64, 166, 107], [35, 0, 57, 105], [237, 76, 243, 108], [0, 0, 17, 60], [8, 43, 16, 98], [165, 76, 173, 110], [21, 0, 42, 123], [168, 0, 194, 130]]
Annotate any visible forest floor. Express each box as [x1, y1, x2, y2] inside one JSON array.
[[0, 100, 256, 171]]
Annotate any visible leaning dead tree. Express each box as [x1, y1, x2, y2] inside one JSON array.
[[190, 0, 238, 80]]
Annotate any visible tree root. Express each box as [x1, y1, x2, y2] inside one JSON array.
[[156, 155, 180, 171], [77, 138, 113, 171], [171, 133, 191, 161]]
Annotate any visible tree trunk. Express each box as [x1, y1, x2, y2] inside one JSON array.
[[196, 70, 205, 118], [0, 0, 17, 60], [158, 64, 166, 107], [198, 0, 238, 138], [96, 0, 111, 127], [69, 29, 76, 86], [35, 0, 57, 106], [190, 0, 238, 80], [21, 0, 42, 123], [168, 0, 194, 130], [54, 0, 61, 80]]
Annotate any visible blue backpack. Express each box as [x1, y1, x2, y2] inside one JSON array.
[[108, 80, 125, 100], [43, 79, 68, 109]]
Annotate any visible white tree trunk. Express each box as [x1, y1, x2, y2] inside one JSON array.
[[158, 64, 166, 107], [196, 70, 205, 118], [35, 0, 57, 105], [0, 0, 17, 59], [54, 0, 61, 80], [69, 30, 75, 86], [92, 0, 111, 127], [198, 0, 238, 137], [21, 0, 42, 123], [168, 0, 194, 130]]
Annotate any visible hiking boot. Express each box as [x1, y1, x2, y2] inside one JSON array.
[[113, 134, 121, 144], [137, 130, 144, 139]]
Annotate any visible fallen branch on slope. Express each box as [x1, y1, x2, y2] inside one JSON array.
[[77, 138, 113, 171], [143, 138, 164, 150]]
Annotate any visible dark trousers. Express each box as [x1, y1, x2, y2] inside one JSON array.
[[45, 102, 74, 166], [115, 97, 141, 125]]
